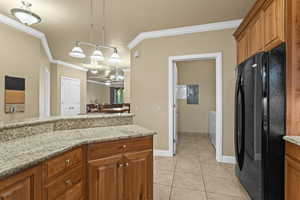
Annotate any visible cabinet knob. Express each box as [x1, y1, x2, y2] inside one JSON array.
[[65, 159, 71, 165], [122, 145, 127, 149], [118, 163, 124, 168], [65, 179, 72, 185], [125, 163, 129, 167]]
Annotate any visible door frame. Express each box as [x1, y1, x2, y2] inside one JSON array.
[[60, 76, 81, 115], [39, 66, 51, 117], [168, 53, 223, 162]]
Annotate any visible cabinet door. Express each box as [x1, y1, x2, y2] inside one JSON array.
[[123, 150, 153, 200], [0, 178, 31, 200], [263, 0, 284, 50], [88, 155, 123, 200], [285, 156, 300, 200], [0, 167, 41, 200], [249, 12, 264, 55], [237, 31, 249, 64]]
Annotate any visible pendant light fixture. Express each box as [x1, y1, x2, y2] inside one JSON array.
[[11, 1, 41, 26], [68, 0, 121, 64], [90, 47, 104, 61], [69, 42, 86, 58], [109, 49, 121, 64]]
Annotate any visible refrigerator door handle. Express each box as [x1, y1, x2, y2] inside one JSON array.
[[235, 75, 246, 170]]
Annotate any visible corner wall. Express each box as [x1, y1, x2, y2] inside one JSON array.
[[0, 23, 49, 121], [131, 28, 236, 156]]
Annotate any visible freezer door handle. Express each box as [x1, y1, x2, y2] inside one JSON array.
[[235, 74, 246, 170]]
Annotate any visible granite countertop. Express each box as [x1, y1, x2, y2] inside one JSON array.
[[0, 113, 134, 131], [0, 124, 155, 180], [283, 136, 300, 146]]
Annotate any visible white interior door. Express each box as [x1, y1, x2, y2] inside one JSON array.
[[61, 77, 81, 116], [173, 62, 178, 155]]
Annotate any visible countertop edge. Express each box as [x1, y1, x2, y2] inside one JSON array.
[[0, 113, 135, 131], [0, 128, 156, 180], [283, 136, 300, 146]]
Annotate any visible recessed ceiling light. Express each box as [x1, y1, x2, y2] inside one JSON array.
[[11, 1, 41, 26]]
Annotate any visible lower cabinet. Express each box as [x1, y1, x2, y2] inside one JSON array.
[[88, 155, 123, 200], [0, 166, 42, 200], [0, 136, 153, 200], [285, 141, 300, 200], [88, 137, 153, 200], [123, 151, 153, 200]]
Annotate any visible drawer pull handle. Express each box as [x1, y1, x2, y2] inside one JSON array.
[[65, 179, 72, 185], [125, 163, 129, 167], [65, 159, 71, 165], [118, 164, 124, 168]]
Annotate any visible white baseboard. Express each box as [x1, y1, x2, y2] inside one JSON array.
[[221, 156, 236, 164], [154, 150, 173, 157]]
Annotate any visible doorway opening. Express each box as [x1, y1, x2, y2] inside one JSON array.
[[168, 53, 223, 162]]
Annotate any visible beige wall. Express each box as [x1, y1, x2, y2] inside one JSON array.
[[124, 71, 131, 103], [131, 28, 236, 156], [87, 82, 110, 104], [51, 64, 87, 115], [0, 23, 51, 121], [177, 60, 216, 134]]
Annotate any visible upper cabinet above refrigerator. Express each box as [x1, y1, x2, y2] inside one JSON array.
[[234, 0, 285, 64]]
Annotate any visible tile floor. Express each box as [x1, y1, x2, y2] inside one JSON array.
[[154, 134, 250, 200]]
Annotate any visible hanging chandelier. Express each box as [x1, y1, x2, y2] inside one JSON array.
[[69, 0, 121, 65], [69, 41, 121, 64], [11, 1, 41, 26]]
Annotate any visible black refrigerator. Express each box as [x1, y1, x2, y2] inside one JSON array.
[[234, 43, 285, 200]]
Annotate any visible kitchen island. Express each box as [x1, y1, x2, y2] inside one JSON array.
[[0, 114, 155, 200]]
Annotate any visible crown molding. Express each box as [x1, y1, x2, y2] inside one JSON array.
[[128, 19, 242, 49], [0, 13, 87, 72]]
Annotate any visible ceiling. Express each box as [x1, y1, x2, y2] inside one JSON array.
[[0, 0, 255, 70]]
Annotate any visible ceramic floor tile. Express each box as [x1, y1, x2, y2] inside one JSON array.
[[154, 170, 174, 186], [171, 188, 207, 200], [207, 192, 245, 200], [155, 157, 177, 171], [204, 175, 246, 197], [173, 172, 205, 191], [154, 135, 247, 200], [201, 164, 232, 179], [175, 159, 202, 174], [154, 184, 171, 200]]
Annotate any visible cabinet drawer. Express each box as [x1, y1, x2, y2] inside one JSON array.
[[88, 136, 153, 160], [88, 140, 125, 160], [125, 136, 153, 153], [45, 166, 82, 200], [44, 148, 83, 179]]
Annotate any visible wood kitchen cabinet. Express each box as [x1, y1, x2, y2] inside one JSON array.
[[123, 150, 153, 200], [87, 136, 153, 200], [88, 155, 123, 200], [285, 142, 300, 200], [0, 136, 153, 200], [0, 166, 42, 200], [236, 30, 249, 64], [234, 0, 285, 64]]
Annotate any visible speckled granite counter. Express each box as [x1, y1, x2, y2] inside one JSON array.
[[283, 136, 300, 146], [0, 113, 133, 131], [0, 114, 133, 143], [0, 124, 155, 180]]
